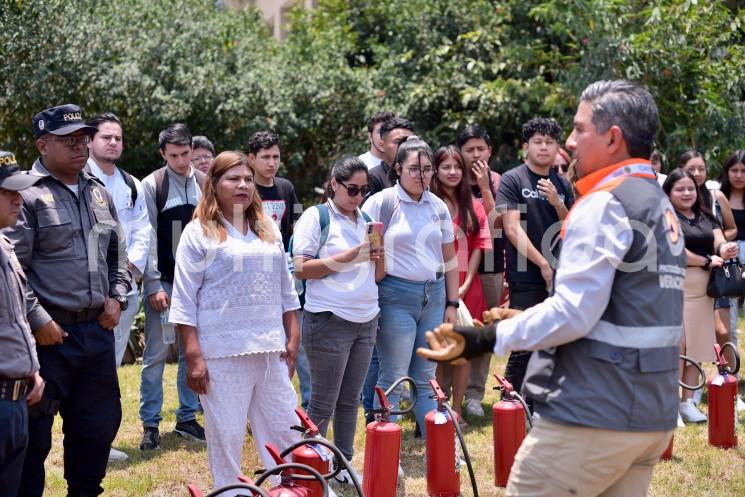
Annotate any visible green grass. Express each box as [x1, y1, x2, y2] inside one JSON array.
[[44, 340, 745, 496]]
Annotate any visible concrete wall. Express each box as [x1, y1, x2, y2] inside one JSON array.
[[222, 0, 317, 40]]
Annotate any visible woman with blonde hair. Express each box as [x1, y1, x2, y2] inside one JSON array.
[[169, 151, 301, 492]]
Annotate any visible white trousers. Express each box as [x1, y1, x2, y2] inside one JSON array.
[[201, 352, 299, 493]]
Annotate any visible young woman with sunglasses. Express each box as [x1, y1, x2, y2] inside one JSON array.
[[362, 137, 459, 447], [430, 145, 491, 424], [292, 156, 384, 485]]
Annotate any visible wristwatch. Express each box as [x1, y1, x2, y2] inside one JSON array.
[[446, 300, 460, 309], [111, 295, 128, 311], [703, 255, 712, 270]]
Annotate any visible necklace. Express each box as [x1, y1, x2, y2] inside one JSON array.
[[676, 210, 697, 226]]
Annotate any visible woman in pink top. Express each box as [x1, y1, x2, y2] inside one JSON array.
[[431, 145, 492, 422]]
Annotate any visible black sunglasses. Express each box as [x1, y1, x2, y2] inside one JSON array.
[[338, 182, 371, 197]]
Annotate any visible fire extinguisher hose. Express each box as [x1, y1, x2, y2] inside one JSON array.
[[720, 342, 741, 374], [678, 355, 706, 391], [255, 463, 329, 497], [202, 482, 270, 497], [506, 390, 534, 431], [442, 401, 480, 497], [280, 438, 364, 497], [385, 376, 419, 415]]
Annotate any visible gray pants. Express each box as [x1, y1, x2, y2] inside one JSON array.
[[302, 310, 377, 461]]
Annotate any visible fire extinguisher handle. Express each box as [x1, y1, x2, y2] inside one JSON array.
[[718, 342, 741, 375], [280, 438, 365, 497], [294, 407, 320, 436], [255, 463, 329, 497], [203, 483, 270, 497]]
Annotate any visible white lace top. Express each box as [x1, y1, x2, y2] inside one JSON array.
[[169, 218, 300, 359]]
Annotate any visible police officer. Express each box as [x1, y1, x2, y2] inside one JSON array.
[[5, 105, 131, 497], [0, 151, 44, 497], [418, 80, 685, 496]]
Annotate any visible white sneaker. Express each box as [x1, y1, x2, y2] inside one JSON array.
[[692, 387, 703, 405], [108, 447, 128, 463], [464, 398, 485, 417], [737, 396, 745, 413], [398, 463, 404, 479], [677, 412, 685, 428], [679, 399, 707, 424], [332, 467, 362, 487]]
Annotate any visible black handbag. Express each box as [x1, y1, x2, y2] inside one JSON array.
[[706, 259, 745, 298]]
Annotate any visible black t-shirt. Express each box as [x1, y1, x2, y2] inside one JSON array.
[[678, 211, 717, 258], [368, 162, 392, 197], [495, 164, 575, 287], [256, 177, 300, 251], [731, 208, 745, 241]]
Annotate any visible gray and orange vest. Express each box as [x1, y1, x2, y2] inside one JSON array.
[[523, 160, 686, 431]]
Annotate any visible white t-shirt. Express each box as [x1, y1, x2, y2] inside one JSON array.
[[169, 219, 300, 359], [358, 151, 382, 170], [292, 201, 379, 323], [362, 183, 454, 282]]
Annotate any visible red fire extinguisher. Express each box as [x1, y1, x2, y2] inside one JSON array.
[[363, 376, 417, 497], [187, 477, 270, 497], [425, 379, 479, 497], [274, 409, 364, 497], [261, 444, 329, 497], [708, 342, 740, 449], [660, 354, 706, 461], [493, 374, 532, 487], [287, 408, 332, 497]]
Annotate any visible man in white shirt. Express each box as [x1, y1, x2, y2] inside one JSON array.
[[358, 111, 394, 170], [419, 80, 685, 496], [86, 113, 150, 463]]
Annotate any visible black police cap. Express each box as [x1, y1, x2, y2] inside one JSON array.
[[32, 104, 98, 139], [0, 151, 40, 191]]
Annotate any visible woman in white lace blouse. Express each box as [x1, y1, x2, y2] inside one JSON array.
[[169, 151, 301, 491]]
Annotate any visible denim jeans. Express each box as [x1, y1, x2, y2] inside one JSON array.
[[303, 310, 377, 460], [375, 275, 445, 438], [139, 281, 198, 427], [113, 292, 140, 368], [361, 347, 379, 413]]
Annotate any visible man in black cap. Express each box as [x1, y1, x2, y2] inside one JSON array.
[[0, 150, 45, 497], [4, 104, 131, 497]]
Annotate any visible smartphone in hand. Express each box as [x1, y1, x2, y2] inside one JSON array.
[[366, 222, 384, 250]]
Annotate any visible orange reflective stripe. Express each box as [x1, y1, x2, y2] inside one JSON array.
[[575, 158, 653, 196]]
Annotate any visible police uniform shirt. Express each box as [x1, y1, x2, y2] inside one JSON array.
[[3, 159, 131, 330], [0, 235, 39, 378]]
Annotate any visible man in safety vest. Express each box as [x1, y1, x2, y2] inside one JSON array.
[[418, 79, 686, 496]]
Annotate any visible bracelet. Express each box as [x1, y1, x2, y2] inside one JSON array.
[[703, 255, 712, 270], [446, 300, 460, 309]]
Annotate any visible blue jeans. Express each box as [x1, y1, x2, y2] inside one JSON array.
[[140, 281, 199, 427], [375, 275, 445, 439], [296, 310, 312, 411], [361, 347, 379, 413]]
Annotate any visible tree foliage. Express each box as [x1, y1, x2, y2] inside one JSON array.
[[1, 0, 743, 201]]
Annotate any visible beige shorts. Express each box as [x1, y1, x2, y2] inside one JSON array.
[[506, 418, 672, 497]]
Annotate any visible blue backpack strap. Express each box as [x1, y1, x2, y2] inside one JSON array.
[[315, 204, 330, 257], [360, 210, 372, 223]]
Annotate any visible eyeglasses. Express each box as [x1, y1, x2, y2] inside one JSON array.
[[552, 164, 569, 173], [338, 182, 371, 197], [45, 135, 91, 148], [405, 166, 435, 178], [192, 155, 214, 163]]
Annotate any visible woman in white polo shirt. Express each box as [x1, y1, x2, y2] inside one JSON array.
[[362, 137, 460, 443], [292, 156, 385, 485]]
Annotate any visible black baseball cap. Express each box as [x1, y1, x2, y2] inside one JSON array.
[[32, 104, 98, 139], [0, 151, 40, 191]]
